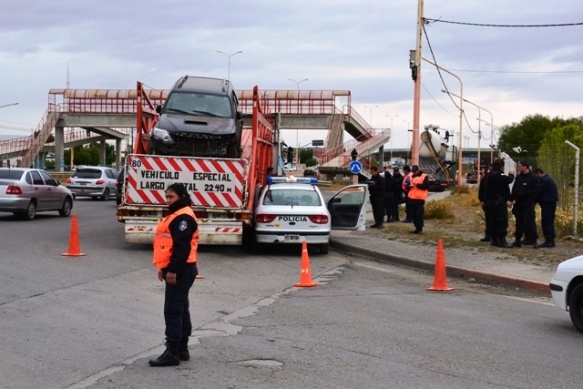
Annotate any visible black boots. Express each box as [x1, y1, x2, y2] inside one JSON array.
[[512, 239, 521, 247], [540, 239, 555, 248], [480, 234, 491, 242], [149, 341, 180, 367], [179, 339, 190, 361], [491, 237, 512, 248]]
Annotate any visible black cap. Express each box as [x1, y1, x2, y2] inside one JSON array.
[[411, 165, 419, 172]]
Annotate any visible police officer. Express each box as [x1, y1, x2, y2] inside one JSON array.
[[401, 165, 413, 223], [149, 183, 199, 367], [367, 166, 385, 228], [484, 159, 515, 248], [534, 168, 559, 247], [509, 161, 539, 248], [407, 165, 429, 234]]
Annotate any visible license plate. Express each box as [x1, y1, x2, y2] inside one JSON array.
[[284, 234, 300, 241]]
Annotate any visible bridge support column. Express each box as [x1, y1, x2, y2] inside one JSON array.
[[100, 140, 107, 166], [55, 126, 65, 172], [115, 139, 122, 170]]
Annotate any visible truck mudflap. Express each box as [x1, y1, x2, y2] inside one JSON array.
[[124, 218, 245, 245]]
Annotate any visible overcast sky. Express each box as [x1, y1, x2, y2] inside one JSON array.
[[0, 0, 581, 149]]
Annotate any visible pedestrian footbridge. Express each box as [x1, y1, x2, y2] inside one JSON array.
[[0, 86, 391, 179]]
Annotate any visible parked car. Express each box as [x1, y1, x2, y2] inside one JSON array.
[[466, 171, 478, 184], [115, 166, 125, 205], [67, 166, 119, 200], [550, 255, 583, 333], [253, 176, 368, 254], [0, 167, 74, 220]]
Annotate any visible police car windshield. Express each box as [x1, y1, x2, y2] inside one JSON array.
[[264, 189, 321, 206]]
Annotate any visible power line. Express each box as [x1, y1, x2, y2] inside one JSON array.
[[424, 18, 583, 28], [445, 69, 583, 74]]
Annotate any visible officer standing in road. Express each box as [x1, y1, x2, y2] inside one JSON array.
[[509, 161, 539, 248], [534, 168, 559, 248], [484, 159, 515, 248], [149, 183, 199, 367], [367, 166, 385, 228], [407, 165, 429, 234]]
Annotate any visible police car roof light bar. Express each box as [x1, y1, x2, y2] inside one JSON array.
[[267, 176, 318, 185]]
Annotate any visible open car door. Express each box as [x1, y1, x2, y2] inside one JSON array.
[[327, 184, 368, 231]]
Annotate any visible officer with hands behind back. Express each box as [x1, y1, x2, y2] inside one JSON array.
[[149, 183, 199, 367]]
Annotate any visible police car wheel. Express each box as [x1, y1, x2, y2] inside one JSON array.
[[319, 243, 329, 255]]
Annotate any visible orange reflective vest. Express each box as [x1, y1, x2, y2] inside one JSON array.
[[402, 172, 413, 192], [153, 207, 199, 270], [408, 173, 428, 201]]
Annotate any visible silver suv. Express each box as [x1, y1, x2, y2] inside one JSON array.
[[67, 166, 119, 200]]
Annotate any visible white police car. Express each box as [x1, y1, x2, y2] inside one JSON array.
[[253, 176, 368, 254], [550, 255, 583, 333]]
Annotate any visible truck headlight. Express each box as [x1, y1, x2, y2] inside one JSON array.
[[152, 128, 175, 144]]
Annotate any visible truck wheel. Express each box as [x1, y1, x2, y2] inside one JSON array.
[[319, 243, 329, 255], [569, 283, 583, 333]]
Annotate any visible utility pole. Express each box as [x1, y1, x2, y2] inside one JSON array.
[[409, 0, 424, 166]]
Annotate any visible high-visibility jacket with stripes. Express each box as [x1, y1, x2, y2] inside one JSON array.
[[153, 207, 198, 270], [408, 173, 428, 201]]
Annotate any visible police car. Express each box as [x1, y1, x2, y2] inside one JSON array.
[[550, 255, 583, 333], [253, 176, 368, 254]]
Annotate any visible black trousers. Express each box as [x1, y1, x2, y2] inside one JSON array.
[[384, 194, 399, 220], [164, 264, 198, 342], [539, 201, 557, 240], [409, 199, 425, 231], [370, 196, 384, 226], [512, 201, 537, 241], [485, 201, 509, 240]]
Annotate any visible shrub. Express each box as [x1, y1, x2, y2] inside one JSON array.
[[425, 199, 455, 219], [451, 185, 471, 195]]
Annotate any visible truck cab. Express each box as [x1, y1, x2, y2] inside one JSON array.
[[150, 75, 243, 158]]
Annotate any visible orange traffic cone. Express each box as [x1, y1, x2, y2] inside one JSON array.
[[426, 239, 453, 292], [62, 214, 86, 257], [294, 241, 318, 288]]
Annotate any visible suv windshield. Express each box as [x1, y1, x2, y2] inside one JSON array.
[[165, 92, 232, 118]]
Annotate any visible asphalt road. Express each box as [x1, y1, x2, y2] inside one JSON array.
[[1, 199, 582, 389]]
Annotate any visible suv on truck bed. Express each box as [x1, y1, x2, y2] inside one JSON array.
[[150, 75, 243, 158]]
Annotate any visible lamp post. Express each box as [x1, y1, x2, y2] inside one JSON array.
[[363, 105, 379, 127], [424, 57, 463, 185], [0, 102, 18, 109], [289, 78, 308, 167], [441, 90, 492, 179], [216, 50, 243, 80], [386, 114, 398, 162]]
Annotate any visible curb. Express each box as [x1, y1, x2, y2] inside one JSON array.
[[329, 238, 551, 296]]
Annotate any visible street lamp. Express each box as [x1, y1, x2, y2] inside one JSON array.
[[0, 102, 18, 109], [289, 78, 308, 166], [363, 105, 379, 127], [424, 57, 464, 186], [442, 90, 493, 178], [386, 114, 398, 161], [216, 50, 243, 80]]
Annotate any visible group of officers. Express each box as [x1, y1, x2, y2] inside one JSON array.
[[365, 157, 559, 248], [367, 164, 430, 234], [478, 158, 558, 248]]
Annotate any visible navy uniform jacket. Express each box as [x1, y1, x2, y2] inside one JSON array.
[[510, 171, 538, 203], [484, 170, 515, 204]]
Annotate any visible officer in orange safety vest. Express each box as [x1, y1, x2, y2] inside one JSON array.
[[149, 183, 199, 367], [401, 165, 413, 223], [407, 165, 429, 234]]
